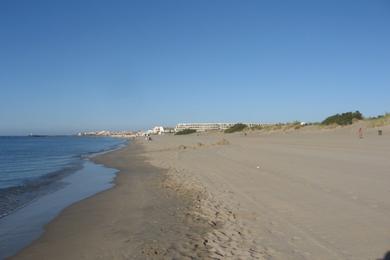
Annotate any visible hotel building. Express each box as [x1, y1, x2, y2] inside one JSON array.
[[175, 122, 268, 132]]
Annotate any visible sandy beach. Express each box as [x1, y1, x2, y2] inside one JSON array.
[[14, 124, 390, 259], [13, 142, 217, 259]]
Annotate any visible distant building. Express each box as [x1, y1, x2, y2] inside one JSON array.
[[150, 126, 176, 134], [152, 126, 165, 135], [77, 130, 135, 138], [145, 129, 154, 135], [175, 123, 234, 132], [175, 122, 269, 132], [245, 123, 270, 128], [163, 127, 175, 133]]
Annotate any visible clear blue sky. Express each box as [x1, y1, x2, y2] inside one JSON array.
[[1, 0, 389, 135]]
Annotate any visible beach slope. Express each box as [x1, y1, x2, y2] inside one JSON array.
[[141, 125, 390, 259], [13, 143, 214, 259]]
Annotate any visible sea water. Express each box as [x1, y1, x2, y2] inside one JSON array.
[[0, 136, 127, 258]]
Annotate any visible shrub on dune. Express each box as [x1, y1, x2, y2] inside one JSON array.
[[224, 123, 248, 133], [322, 111, 363, 125], [175, 129, 197, 135]]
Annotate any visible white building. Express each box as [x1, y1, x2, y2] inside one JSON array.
[[175, 122, 269, 132], [175, 123, 234, 132], [145, 129, 154, 135], [152, 126, 165, 135], [163, 127, 175, 133]]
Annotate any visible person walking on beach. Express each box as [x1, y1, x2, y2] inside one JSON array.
[[358, 127, 363, 139]]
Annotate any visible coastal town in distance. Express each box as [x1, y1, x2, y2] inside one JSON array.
[[77, 122, 285, 138]]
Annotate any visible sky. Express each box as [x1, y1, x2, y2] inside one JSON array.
[[0, 0, 389, 135]]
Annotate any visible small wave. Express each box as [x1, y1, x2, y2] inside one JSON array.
[[0, 163, 83, 219], [0, 136, 129, 219], [82, 139, 129, 159]]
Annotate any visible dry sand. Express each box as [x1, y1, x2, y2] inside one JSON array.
[[14, 123, 390, 259], [141, 124, 390, 259]]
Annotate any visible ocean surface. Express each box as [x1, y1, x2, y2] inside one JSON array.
[[0, 136, 125, 218], [0, 136, 127, 258]]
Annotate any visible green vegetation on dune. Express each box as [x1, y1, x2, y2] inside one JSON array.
[[366, 113, 390, 127], [322, 111, 363, 125], [175, 129, 197, 135], [224, 123, 248, 133], [319, 111, 390, 128]]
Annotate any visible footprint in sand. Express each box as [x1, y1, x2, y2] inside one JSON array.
[[291, 236, 302, 241]]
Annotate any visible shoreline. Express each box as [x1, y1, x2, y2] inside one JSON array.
[[0, 137, 127, 259], [0, 160, 117, 259], [0, 136, 127, 220], [12, 140, 216, 259]]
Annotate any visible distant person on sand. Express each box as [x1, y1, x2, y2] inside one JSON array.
[[358, 127, 363, 139]]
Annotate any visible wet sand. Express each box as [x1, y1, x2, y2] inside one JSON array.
[[13, 142, 214, 259]]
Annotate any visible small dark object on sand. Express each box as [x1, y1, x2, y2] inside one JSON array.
[[378, 251, 390, 260], [358, 128, 363, 139]]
